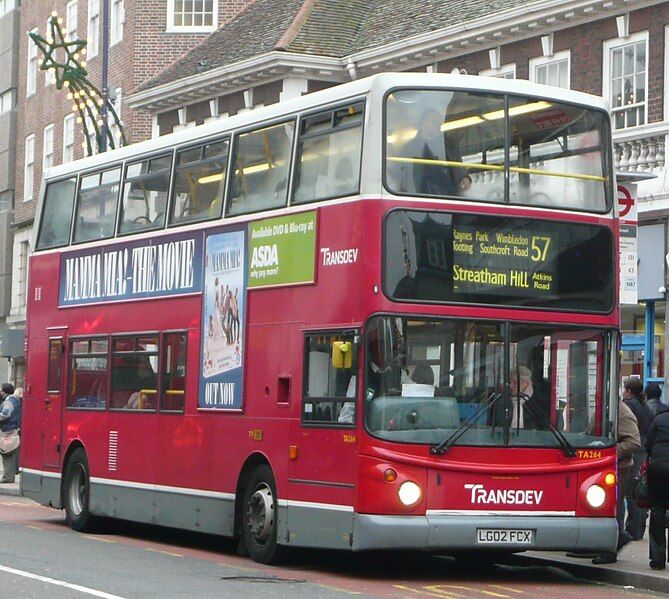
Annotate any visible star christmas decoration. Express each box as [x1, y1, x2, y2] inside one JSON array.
[[29, 14, 127, 155]]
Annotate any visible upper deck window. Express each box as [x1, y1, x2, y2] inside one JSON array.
[[73, 167, 121, 243], [293, 102, 364, 205], [385, 89, 611, 213], [169, 138, 229, 225], [37, 177, 77, 249], [226, 121, 294, 217], [118, 154, 172, 235]]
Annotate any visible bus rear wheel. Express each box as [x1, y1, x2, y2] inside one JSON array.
[[63, 448, 96, 532], [242, 465, 283, 564]]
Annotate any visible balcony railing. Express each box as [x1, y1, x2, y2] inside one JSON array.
[[613, 121, 668, 174]]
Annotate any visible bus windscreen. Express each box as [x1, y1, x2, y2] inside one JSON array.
[[384, 210, 614, 312]]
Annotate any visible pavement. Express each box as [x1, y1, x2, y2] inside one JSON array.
[[0, 471, 666, 593]]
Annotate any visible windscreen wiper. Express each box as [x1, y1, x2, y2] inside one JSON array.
[[430, 392, 502, 455], [519, 394, 576, 457]]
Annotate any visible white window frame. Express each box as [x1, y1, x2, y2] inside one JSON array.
[[0, 89, 14, 114], [24, 134, 35, 202], [43, 124, 54, 172], [66, 0, 78, 41], [27, 28, 38, 97], [602, 30, 649, 130], [88, 0, 100, 58], [11, 230, 31, 315], [109, 87, 122, 147], [529, 50, 571, 89], [167, 0, 218, 33], [110, 0, 124, 45], [45, 19, 56, 86], [63, 114, 75, 163], [0, 0, 15, 17], [478, 63, 516, 79], [664, 26, 669, 123]]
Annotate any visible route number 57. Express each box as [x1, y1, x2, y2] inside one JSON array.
[[531, 236, 551, 262]]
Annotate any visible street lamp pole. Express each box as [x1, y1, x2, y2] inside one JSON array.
[[100, 0, 110, 153]]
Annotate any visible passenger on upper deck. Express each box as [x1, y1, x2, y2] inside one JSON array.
[[411, 108, 471, 197]]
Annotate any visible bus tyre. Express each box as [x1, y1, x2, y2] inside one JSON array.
[[63, 448, 96, 532], [242, 465, 283, 564]]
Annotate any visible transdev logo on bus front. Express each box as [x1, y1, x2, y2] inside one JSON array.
[[58, 231, 203, 306]]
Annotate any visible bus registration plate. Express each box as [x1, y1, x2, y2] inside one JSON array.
[[476, 529, 534, 545]]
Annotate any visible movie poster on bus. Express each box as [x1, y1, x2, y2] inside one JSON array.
[[199, 229, 246, 410]]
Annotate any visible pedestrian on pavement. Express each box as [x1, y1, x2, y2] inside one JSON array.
[[645, 383, 669, 418], [593, 397, 641, 564], [0, 383, 21, 483], [646, 407, 669, 570], [623, 378, 652, 541]]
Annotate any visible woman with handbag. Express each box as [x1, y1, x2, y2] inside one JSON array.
[[646, 407, 669, 570], [0, 383, 20, 483]]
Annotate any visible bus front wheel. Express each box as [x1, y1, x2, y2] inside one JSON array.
[[63, 448, 96, 532], [242, 465, 283, 564]]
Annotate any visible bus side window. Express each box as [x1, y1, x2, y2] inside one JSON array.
[[73, 167, 121, 243], [293, 102, 364, 205], [302, 332, 358, 425], [226, 121, 294, 217], [160, 332, 187, 412], [37, 177, 77, 249]]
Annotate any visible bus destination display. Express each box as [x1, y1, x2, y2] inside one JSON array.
[[452, 224, 554, 297]]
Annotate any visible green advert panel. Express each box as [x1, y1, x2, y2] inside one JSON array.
[[248, 211, 317, 288]]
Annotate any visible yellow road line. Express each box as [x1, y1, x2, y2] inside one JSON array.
[[82, 535, 116, 543], [489, 584, 524, 594], [145, 547, 183, 557], [393, 584, 458, 598]]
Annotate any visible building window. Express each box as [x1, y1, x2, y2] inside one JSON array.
[[0, 89, 14, 114], [43, 124, 54, 171], [45, 20, 56, 86], [63, 114, 75, 163], [109, 87, 122, 147], [66, 0, 78, 40], [529, 50, 570, 89], [88, 0, 100, 58], [167, 0, 218, 32], [27, 28, 38, 96], [479, 63, 516, 79], [603, 32, 648, 130], [24, 135, 35, 202], [0, 0, 15, 17], [17, 240, 29, 308], [111, 0, 124, 44]]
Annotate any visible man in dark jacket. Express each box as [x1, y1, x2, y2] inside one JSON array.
[[623, 378, 653, 540], [0, 383, 21, 483], [645, 383, 669, 418]]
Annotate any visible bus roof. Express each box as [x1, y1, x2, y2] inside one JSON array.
[[44, 72, 610, 182]]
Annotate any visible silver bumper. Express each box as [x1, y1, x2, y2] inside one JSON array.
[[353, 514, 617, 552]]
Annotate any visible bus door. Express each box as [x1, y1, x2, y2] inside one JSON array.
[[43, 336, 65, 468]]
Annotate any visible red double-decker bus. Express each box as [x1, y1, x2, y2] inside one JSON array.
[[22, 73, 619, 564]]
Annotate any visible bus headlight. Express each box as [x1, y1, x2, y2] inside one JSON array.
[[398, 481, 421, 506], [586, 484, 606, 508]]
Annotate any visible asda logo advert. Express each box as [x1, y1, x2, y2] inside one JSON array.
[[464, 483, 544, 506], [248, 211, 316, 288]]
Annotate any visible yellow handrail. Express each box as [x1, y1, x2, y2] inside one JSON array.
[[387, 156, 607, 182]]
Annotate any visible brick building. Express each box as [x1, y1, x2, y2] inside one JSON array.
[[10, 0, 669, 384], [11, 0, 252, 384]]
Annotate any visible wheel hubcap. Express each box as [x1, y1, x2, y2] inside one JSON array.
[[246, 483, 274, 545], [68, 464, 87, 516]]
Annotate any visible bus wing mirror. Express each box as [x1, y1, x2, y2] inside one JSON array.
[[332, 341, 352, 369]]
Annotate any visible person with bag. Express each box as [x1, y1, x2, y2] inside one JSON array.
[[646, 406, 669, 570], [592, 398, 641, 564], [0, 383, 21, 483]]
